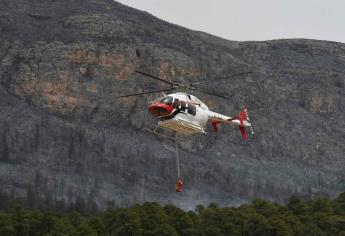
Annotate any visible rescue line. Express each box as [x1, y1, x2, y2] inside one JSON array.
[[175, 134, 183, 192]]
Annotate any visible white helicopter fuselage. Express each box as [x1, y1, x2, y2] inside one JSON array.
[[148, 92, 253, 137]]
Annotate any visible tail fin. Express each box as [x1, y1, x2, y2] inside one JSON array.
[[238, 108, 254, 140]]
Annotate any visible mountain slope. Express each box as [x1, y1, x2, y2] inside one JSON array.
[[0, 0, 344, 208]]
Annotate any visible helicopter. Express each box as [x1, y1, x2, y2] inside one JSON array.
[[118, 70, 255, 192], [118, 70, 255, 140]]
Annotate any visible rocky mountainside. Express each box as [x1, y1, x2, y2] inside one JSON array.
[[0, 0, 344, 209]]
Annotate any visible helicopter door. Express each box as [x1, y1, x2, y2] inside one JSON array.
[[175, 101, 196, 116], [187, 104, 196, 116], [181, 102, 195, 116]]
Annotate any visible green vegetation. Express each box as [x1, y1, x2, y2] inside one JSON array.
[[0, 192, 344, 236]]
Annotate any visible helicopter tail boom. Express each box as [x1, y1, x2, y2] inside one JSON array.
[[209, 108, 254, 140]]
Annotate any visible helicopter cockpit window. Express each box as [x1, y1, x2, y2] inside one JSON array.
[[173, 98, 180, 108], [160, 96, 173, 105]]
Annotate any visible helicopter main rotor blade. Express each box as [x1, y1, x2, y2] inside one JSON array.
[[116, 87, 175, 98], [135, 70, 179, 86], [188, 87, 230, 99], [190, 71, 252, 86]]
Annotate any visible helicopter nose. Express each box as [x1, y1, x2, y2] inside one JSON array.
[[148, 103, 173, 117]]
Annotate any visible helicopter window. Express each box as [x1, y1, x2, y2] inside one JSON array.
[[187, 104, 196, 116], [160, 96, 173, 105], [173, 98, 180, 108], [180, 101, 187, 112]]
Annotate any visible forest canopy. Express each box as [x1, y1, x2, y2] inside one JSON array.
[[0, 192, 344, 236]]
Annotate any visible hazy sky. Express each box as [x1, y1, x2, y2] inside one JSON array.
[[117, 0, 345, 43]]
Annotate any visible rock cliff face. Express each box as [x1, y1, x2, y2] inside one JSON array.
[[0, 0, 344, 209]]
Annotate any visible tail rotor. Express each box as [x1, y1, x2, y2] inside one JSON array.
[[238, 108, 254, 140], [244, 108, 255, 135]]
